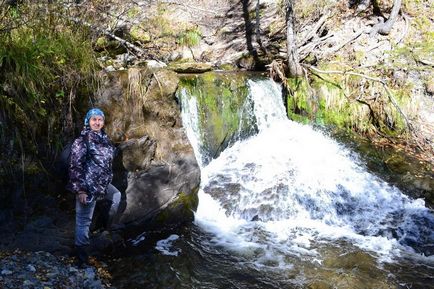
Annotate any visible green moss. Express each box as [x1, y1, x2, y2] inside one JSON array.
[[286, 64, 410, 137], [130, 25, 151, 43], [95, 36, 109, 50], [178, 72, 253, 161], [287, 77, 314, 114], [127, 7, 141, 18], [171, 191, 199, 211], [177, 27, 201, 47], [217, 63, 237, 71], [154, 190, 199, 224]]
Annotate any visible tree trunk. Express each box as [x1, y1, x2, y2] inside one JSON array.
[[255, 0, 261, 47], [285, 0, 303, 77], [378, 0, 401, 35]]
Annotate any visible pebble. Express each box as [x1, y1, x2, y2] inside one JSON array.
[[27, 264, 36, 272], [1, 269, 12, 275], [69, 266, 79, 273]]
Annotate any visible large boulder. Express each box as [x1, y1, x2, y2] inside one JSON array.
[[95, 67, 200, 229]]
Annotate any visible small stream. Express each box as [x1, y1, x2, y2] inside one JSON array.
[[109, 74, 434, 289]]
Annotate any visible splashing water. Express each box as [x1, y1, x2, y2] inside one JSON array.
[[181, 78, 434, 267]]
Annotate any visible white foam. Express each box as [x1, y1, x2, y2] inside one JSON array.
[[182, 78, 434, 267], [155, 234, 181, 256]]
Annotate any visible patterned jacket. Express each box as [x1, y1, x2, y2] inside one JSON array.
[[66, 128, 115, 199]]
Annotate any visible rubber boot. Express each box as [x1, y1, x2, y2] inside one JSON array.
[[75, 245, 89, 268]]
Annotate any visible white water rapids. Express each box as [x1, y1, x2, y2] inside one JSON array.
[[179, 78, 434, 267]]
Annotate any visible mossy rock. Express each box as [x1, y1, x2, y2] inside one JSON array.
[[130, 25, 151, 43], [153, 190, 200, 227], [177, 72, 257, 164], [95, 36, 110, 51], [168, 62, 213, 73], [218, 63, 238, 71]]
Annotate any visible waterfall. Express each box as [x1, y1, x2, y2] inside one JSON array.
[[179, 88, 204, 167], [180, 78, 434, 265]]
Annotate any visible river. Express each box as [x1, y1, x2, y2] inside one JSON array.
[[109, 76, 434, 289]]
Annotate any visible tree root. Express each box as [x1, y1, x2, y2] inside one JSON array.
[[371, 0, 402, 36]]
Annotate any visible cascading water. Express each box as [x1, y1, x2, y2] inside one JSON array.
[[181, 78, 434, 266], [111, 75, 434, 289]]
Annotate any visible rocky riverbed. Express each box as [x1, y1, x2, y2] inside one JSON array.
[[0, 193, 120, 289], [0, 250, 112, 289]]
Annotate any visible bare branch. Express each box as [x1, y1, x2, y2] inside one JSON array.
[[298, 11, 330, 48], [321, 29, 365, 57], [63, 14, 145, 56], [298, 33, 334, 60], [417, 59, 434, 67]]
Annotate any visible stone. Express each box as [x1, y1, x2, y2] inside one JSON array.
[[69, 266, 78, 273], [426, 77, 434, 95], [392, 70, 407, 87], [84, 267, 95, 280], [120, 136, 156, 171], [26, 264, 36, 272], [1, 269, 12, 275], [143, 59, 167, 69], [168, 62, 213, 73], [104, 65, 116, 72], [121, 155, 200, 225]]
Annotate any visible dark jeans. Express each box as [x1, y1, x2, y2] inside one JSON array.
[[75, 184, 121, 246]]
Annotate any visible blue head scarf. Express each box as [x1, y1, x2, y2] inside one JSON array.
[[84, 108, 105, 127]]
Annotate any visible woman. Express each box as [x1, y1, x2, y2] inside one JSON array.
[[67, 108, 121, 266]]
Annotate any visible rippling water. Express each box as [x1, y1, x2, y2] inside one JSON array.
[[109, 77, 434, 289]]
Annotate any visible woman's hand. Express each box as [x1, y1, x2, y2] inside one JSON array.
[[78, 191, 88, 204]]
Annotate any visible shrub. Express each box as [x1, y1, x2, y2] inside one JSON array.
[[0, 1, 98, 204]]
